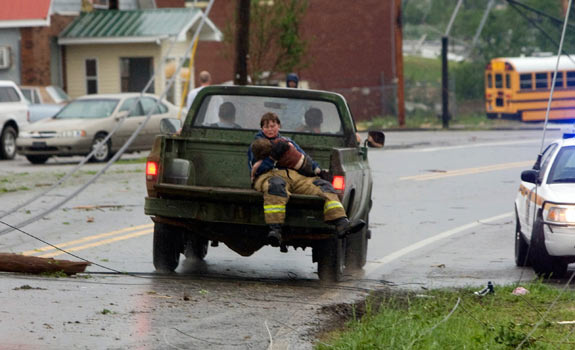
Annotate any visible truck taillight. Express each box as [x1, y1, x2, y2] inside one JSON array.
[[332, 175, 345, 191], [146, 161, 158, 180]]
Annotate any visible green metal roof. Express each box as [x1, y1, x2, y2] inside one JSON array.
[[59, 8, 221, 44]]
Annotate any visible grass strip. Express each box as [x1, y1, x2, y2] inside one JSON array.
[[317, 281, 575, 349]]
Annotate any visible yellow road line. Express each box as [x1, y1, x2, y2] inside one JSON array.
[[38, 229, 153, 258], [400, 160, 533, 181], [22, 223, 153, 256]]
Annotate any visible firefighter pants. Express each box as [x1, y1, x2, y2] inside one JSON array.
[[253, 169, 346, 224]]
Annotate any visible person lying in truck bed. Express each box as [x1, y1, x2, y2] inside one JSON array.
[[247, 112, 365, 247], [249, 137, 319, 183]]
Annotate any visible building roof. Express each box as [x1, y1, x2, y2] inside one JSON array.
[[59, 8, 221, 45], [0, 0, 52, 28]]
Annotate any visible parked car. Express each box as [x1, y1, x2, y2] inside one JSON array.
[[16, 93, 177, 164], [0, 80, 29, 160], [515, 133, 575, 277], [21, 85, 70, 122]]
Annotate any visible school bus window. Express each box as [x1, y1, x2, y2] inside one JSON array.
[[505, 74, 511, 89], [486, 73, 492, 88], [495, 74, 503, 88], [567, 71, 575, 87], [520, 73, 532, 90], [535, 73, 548, 89], [553, 71, 564, 88]]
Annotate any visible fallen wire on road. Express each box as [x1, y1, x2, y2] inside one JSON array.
[[265, 320, 273, 350]]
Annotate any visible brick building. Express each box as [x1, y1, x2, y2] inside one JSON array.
[[194, 1, 396, 120]]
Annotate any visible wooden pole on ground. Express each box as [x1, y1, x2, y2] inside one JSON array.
[[0, 253, 90, 275]]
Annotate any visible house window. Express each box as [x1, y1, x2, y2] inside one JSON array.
[[92, 0, 118, 9], [85, 59, 98, 95], [121, 57, 154, 93]]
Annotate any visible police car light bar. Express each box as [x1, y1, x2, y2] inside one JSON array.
[[563, 133, 575, 139]]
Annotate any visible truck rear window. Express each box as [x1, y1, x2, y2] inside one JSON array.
[[191, 95, 343, 135]]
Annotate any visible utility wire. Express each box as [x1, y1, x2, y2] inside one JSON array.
[[506, 0, 575, 31], [0, 0, 216, 236], [508, 1, 575, 65]]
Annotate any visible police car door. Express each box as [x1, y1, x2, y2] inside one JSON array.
[[519, 143, 558, 237]]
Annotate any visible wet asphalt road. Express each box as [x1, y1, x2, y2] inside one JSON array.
[[0, 127, 569, 349]]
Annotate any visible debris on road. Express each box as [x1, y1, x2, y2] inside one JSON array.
[[512, 286, 529, 295], [0, 253, 90, 275], [474, 281, 494, 296]]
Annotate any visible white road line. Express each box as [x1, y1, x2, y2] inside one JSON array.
[[401, 140, 539, 153], [364, 212, 513, 275]]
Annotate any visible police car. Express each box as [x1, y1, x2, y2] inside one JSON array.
[[515, 133, 575, 277]]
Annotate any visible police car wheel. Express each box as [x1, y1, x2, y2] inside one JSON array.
[[530, 218, 567, 278], [153, 222, 182, 272], [514, 212, 530, 267]]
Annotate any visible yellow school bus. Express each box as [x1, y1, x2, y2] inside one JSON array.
[[485, 56, 575, 122]]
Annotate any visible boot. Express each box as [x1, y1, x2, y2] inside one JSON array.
[[333, 218, 366, 238], [268, 224, 282, 247]]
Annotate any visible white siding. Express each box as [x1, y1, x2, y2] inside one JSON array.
[[66, 43, 163, 98]]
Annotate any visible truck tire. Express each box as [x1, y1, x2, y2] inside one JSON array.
[[153, 222, 182, 272], [514, 211, 530, 267], [90, 133, 112, 162], [345, 216, 368, 269], [316, 237, 345, 283], [0, 126, 17, 160], [26, 155, 50, 164], [184, 235, 209, 260], [530, 218, 567, 278]]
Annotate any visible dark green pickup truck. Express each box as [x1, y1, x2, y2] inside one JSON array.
[[144, 85, 383, 282]]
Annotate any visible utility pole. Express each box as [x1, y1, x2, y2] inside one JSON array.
[[395, 0, 405, 127], [441, 0, 463, 129], [563, 0, 570, 16], [234, 0, 250, 85]]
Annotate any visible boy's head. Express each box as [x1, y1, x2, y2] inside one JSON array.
[[251, 138, 272, 161], [260, 112, 281, 139]]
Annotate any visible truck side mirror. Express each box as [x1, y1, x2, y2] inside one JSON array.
[[160, 118, 182, 135], [366, 131, 385, 148], [521, 169, 539, 184]]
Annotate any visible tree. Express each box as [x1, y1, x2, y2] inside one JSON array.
[[225, 0, 310, 85]]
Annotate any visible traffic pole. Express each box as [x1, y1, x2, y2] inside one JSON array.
[[441, 36, 449, 128]]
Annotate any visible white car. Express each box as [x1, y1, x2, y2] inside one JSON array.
[[0, 80, 29, 159], [515, 134, 575, 277]]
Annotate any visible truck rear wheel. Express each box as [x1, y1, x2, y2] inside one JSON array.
[[153, 222, 182, 272], [345, 217, 368, 269], [184, 236, 209, 260], [316, 237, 345, 283]]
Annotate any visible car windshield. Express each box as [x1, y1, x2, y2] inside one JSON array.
[[55, 99, 119, 119], [191, 94, 343, 134], [46, 86, 70, 104], [548, 146, 575, 184]]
